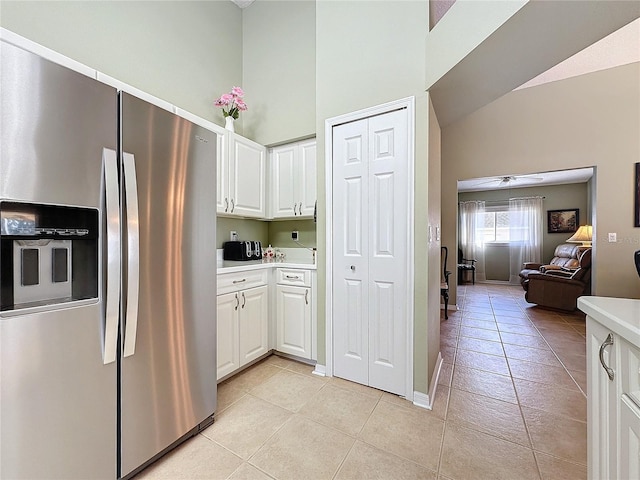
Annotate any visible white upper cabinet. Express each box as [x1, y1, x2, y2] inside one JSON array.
[[269, 139, 316, 219], [218, 131, 266, 218]]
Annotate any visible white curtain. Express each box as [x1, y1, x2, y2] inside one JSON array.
[[459, 201, 486, 282], [509, 196, 544, 284]]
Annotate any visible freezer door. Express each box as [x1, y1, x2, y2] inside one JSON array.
[[0, 41, 117, 479], [119, 93, 217, 477]]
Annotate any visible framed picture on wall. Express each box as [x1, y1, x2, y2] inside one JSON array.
[[548, 209, 579, 233], [635, 162, 640, 227]]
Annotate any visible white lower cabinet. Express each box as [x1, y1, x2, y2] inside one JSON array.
[[276, 284, 311, 358], [275, 268, 313, 359], [216, 281, 268, 381], [619, 394, 640, 480], [217, 292, 240, 379], [582, 296, 640, 480], [587, 319, 618, 480], [217, 265, 316, 379], [238, 285, 269, 365]]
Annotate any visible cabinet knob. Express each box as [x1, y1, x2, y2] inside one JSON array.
[[599, 333, 615, 381], [350, 265, 355, 271]]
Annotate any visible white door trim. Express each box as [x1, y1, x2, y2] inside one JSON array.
[[325, 97, 415, 401]]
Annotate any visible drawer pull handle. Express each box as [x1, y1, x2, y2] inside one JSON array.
[[285, 275, 300, 280], [241, 292, 246, 308], [233, 279, 246, 284], [305, 290, 309, 305], [234, 293, 239, 311], [599, 333, 615, 381]]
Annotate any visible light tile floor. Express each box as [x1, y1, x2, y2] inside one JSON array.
[[135, 284, 587, 480]]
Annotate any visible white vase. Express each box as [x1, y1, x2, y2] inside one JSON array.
[[224, 116, 235, 132]]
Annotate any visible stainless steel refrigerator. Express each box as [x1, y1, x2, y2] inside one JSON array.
[[0, 40, 217, 479]]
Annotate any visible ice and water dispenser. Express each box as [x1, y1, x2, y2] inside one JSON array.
[[0, 201, 98, 312]]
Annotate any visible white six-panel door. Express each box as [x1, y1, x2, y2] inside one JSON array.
[[332, 109, 408, 396]]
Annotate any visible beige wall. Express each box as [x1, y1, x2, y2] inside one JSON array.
[[268, 220, 316, 248], [0, 1, 243, 129], [442, 63, 640, 305], [242, 0, 315, 145], [216, 217, 269, 249], [426, 96, 442, 392], [316, 0, 431, 392], [216, 218, 316, 250]]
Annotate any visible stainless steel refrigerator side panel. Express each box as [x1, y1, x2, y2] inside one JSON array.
[[0, 41, 117, 479], [119, 93, 217, 477]]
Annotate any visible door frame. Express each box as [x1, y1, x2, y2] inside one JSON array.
[[324, 97, 415, 401]]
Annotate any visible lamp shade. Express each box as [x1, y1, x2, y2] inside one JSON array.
[[567, 225, 592, 246]]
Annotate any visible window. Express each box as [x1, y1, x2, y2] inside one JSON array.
[[479, 208, 510, 243]]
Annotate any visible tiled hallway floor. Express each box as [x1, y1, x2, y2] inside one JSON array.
[[135, 284, 587, 480]]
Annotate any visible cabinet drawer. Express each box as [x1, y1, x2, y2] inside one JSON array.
[[276, 268, 311, 287], [218, 269, 268, 295]]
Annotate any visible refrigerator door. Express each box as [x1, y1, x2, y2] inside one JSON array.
[[0, 41, 117, 479], [119, 93, 217, 477]]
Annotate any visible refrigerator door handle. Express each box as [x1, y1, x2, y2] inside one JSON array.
[[122, 152, 140, 358], [103, 148, 120, 365]]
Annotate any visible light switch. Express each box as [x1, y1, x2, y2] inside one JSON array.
[[608, 233, 617, 242]]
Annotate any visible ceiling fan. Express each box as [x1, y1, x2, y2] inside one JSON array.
[[470, 174, 544, 188]]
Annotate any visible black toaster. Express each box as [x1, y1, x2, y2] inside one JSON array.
[[223, 241, 262, 261]]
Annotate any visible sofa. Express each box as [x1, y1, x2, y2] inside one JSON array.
[[522, 248, 592, 311], [519, 243, 587, 287]]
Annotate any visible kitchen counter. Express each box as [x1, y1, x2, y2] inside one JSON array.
[[217, 247, 316, 273], [217, 258, 317, 273], [578, 295, 640, 347]]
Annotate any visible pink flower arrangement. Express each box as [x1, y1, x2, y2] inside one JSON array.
[[213, 86, 247, 120]]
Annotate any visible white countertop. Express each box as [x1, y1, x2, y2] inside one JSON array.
[[578, 296, 640, 347], [217, 258, 316, 274], [216, 247, 316, 273]]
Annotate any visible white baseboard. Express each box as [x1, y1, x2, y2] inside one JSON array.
[[413, 352, 444, 410], [312, 364, 326, 377], [413, 391, 431, 409]]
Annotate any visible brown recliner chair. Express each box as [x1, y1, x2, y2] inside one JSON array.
[[523, 248, 592, 311], [519, 243, 586, 287]]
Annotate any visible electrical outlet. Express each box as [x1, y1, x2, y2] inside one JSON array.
[[608, 232, 617, 242], [291, 231, 299, 241], [230, 231, 238, 241]]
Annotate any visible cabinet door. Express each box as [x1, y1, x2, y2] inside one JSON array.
[[298, 140, 316, 217], [271, 144, 297, 218], [217, 292, 239, 380], [216, 131, 230, 214], [238, 285, 269, 366], [229, 134, 266, 218], [587, 318, 619, 480], [619, 394, 640, 480], [276, 284, 311, 359]]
